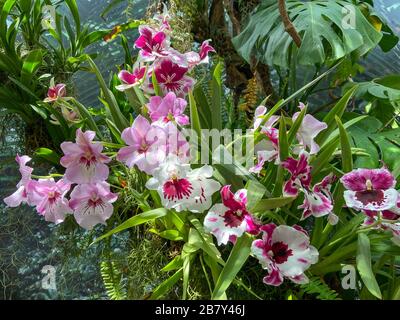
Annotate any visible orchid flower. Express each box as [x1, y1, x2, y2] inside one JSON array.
[[135, 25, 170, 62], [147, 92, 189, 126], [252, 224, 319, 286], [299, 174, 338, 224], [293, 103, 327, 155], [282, 151, 312, 196], [252, 106, 280, 132], [4, 155, 34, 207], [117, 115, 167, 175], [204, 185, 260, 246], [250, 128, 280, 175], [28, 178, 72, 224], [164, 122, 191, 164], [145, 156, 220, 213], [116, 67, 146, 91], [184, 40, 216, 69], [60, 129, 111, 184], [341, 168, 398, 212], [152, 59, 195, 97], [69, 182, 118, 230], [44, 82, 66, 103]]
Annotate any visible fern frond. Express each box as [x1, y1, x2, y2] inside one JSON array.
[[100, 260, 127, 300], [300, 277, 340, 300]]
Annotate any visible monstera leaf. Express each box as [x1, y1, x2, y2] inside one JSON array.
[[232, 0, 383, 68], [345, 115, 400, 171]]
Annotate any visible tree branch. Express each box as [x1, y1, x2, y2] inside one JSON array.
[[278, 0, 302, 48]]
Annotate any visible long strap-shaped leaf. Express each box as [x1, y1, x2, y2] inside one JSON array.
[[87, 56, 129, 131], [211, 233, 253, 300], [91, 208, 168, 244]]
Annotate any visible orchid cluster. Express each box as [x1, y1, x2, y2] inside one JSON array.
[[3, 9, 400, 297], [5, 129, 117, 230]]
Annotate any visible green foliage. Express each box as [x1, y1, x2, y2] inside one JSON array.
[[100, 260, 127, 300], [233, 0, 388, 69], [300, 277, 340, 300]]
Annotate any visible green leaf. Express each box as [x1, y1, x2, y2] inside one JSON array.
[[21, 49, 43, 84], [189, 217, 224, 265], [149, 268, 183, 300], [65, 0, 80, 33], [161, 256, 183, 272], [87, 56, 129, 131], [151, 70, 162, 97], [189, 90, 202, 142], [245, 180, 266, 212], [92, 208, 168, 244], [211, 234, 252, 300], [278, 115, 289, 162], [252, 197, 296, 213], [35, 148, 61, 165], [71, 99, 103, 139], [158, 230, 184, 241], [211, 61, 223, 130], [233, 1, 382, 68], [336, 116, 353, 173], [356, 233, 382, 299], [317, 86, 358, 145]]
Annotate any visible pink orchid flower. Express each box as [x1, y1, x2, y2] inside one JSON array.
[[44, 83, 66, 103], [299, 174, 338, 224], [153, 59, 195, 97], [250, 128, 280, 175], [117, 115, 167, 174], [60, 129, 111, 184], [184, 40, 216, 69], [28, 178, 72, 224], [282, 151, 312, 196], [204, 185, 260, 246], [293, 103, 327, 154], [252, 224, 319, 286], [4, 155, 34, 207], [116, 67, 146, 91], [252, 106, 280, 131], [164, 122, 191, 164], [69, 182, 118, 230], [147, 92, 189, 126], [341, 168, 398, 212], [145, 155, 220, 213], [135, 26, 170, 62]]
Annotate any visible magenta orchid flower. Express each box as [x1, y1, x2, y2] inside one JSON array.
[[153, 59, 195, 97], [147, 92, 189, 126], [44, 83, 66, 103], [250, 128, 280, 175], [204, 185, 260, 246], [341, 168, 398, 212], [116, 67, 146, 91], [135, 26, 170, 62], [184, 40, 216, 69], [299, 174, 338, 224], [117, 115, 167, 175], [293, 103, 327, 154], [282, 151, 312, 196], [252, 224, 319, 286], [145, 156, 221, 213], [60, 129, 111, 184], [4, 155, 34, 207], [28, 178, 72, 224], [69, 182, 118, 230]]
